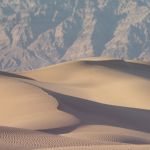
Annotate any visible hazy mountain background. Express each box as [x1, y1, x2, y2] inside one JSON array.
[[0, 0, 150, 71]]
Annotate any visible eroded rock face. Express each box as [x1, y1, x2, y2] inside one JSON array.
[[0, 0, 150, 71]]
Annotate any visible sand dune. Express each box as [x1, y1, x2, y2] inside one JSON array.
[[0, 58, 150, 149], [23, 59, 150, 109], [0, 76, 78, 130]]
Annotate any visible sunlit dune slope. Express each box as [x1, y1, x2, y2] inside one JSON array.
[[0, 76, 78, 130]]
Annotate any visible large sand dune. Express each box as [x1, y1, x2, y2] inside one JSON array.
[[0, 58, 150, 149]]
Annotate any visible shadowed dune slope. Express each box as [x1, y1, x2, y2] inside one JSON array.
[[0, 58, 150, 149]]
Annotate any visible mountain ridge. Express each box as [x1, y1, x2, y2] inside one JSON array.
[[0, 0, 150, 71]]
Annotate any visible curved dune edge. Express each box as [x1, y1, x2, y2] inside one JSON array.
[[0, 58, 149, 149], [0, 76, 79, 130]]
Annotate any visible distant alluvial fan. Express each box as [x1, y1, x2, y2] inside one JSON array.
[[0, 0, 150, 71]]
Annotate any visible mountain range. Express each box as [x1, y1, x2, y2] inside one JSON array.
[[0, 0, 150, 71]]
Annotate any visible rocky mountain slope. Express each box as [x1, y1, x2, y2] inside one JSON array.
[[0, 0, 150, 71]]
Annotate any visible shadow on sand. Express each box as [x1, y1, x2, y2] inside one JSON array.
[[0, 71, 34, 80], [39, 88, 150, 134], [83, 59, 150, 79]]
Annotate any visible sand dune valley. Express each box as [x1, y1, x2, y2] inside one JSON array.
[[0, 58, 149, 149]]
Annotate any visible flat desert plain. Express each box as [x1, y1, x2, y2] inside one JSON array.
[[0, 58, 150, 149]]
